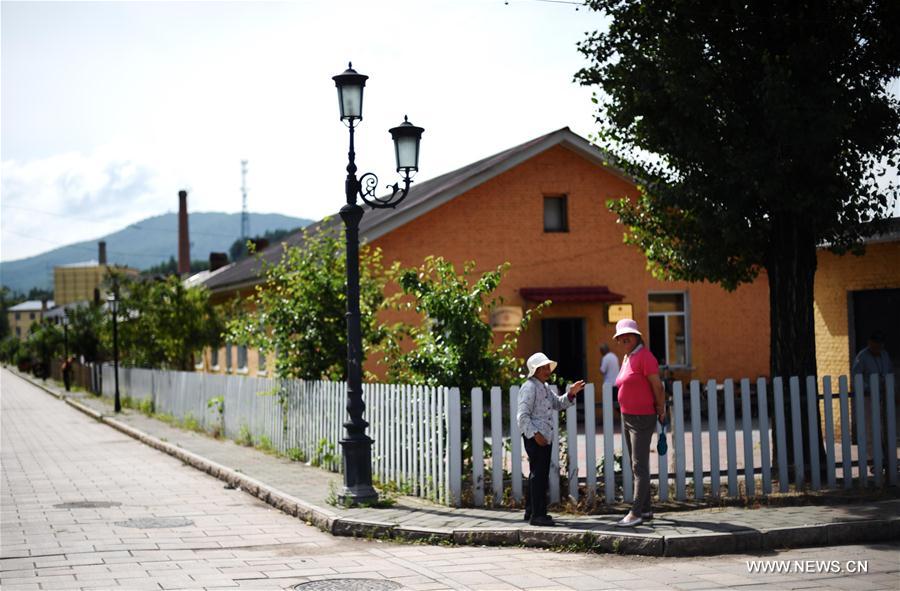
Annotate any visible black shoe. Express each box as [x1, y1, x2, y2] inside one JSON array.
[[529, 515, 555, 527], [524, 513, 531, 522]]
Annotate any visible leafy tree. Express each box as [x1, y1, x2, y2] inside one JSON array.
[[576, 0, 900, 379], [576, 0, 900, 475], [0, 286, 17, 339], [228, 228, 299, 263], [66, 303, 106, 363], [25, 320, 63, 378], [142, 256, 210, 277], [382, 256, 544, 394], [0, 335, 22, 363], [111, 274, 224, 370], [226, 222, 386, 380]]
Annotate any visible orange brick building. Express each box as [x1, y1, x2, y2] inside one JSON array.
[[202, 129, 771, 384]]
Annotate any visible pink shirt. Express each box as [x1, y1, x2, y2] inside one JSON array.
[[615, 345, 659, 415]]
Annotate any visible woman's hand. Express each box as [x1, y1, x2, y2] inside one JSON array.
[[567, 380, 585, 400]]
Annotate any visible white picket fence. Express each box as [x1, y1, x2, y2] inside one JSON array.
[[99, 366, 450, 503], [98, 366, 896, 507]]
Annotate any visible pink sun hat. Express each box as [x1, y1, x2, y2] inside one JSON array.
[[613, 318, 642, 339]]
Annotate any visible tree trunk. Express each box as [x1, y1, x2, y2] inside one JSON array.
[[766, 216, 825, 486]]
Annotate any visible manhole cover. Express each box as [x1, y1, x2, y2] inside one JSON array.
[[292, 580, 402, 591], [114, 516, 194, 529], [54, 501, 122, 509]]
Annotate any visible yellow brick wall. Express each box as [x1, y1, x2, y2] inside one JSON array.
[[814, 241, 900, 381]]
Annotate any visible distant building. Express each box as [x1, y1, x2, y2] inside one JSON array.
[[53, 261, 137, 306], [8, 300, 54, 339]]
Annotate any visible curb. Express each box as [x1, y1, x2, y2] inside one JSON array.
[[12, 368, 900, 557]]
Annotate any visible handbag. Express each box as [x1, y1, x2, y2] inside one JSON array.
[[656, 417, 669, 455]]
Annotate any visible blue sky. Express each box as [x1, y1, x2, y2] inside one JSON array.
[[2, 0, 601, 262]]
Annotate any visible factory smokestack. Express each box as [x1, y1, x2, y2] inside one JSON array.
[[98, 241, 107, 265], [178, 190, 190, 276]]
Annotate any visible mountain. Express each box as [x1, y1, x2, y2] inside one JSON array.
[[0, 212, 312, 294]]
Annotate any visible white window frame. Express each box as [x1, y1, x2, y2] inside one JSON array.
[[647, 291, 691, 368]]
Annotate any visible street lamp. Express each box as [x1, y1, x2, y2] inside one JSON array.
[[332, 63, 424, 505], [107, 291, 121, 413], [62, 315, 69, 360], [62, 315, 70, 392]]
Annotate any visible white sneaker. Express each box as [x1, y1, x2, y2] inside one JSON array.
[[616, 514, 643, 527]]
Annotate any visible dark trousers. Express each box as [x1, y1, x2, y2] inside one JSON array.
[[523, 435, 551, 519], [623, 414, 657, 515]]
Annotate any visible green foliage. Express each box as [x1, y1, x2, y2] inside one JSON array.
[[66, 303, 106, 363], [575, 0, 900, 377], [0, 286, 17, 339], [109, 271, 224, 371], [228, 228, 299, 263], [138, 398, 154, 416], [142, 256, 210, 278], [226, 221, 386, 380], [236, 424, 253, 446], [0, 335, 22, 363], [207, 396, 225, 437], [257, 435, 275, 453], [181, 413, 202, 432], [311, 437, 336, 467], [382, 256, 546, 393], [24, 320, 63, 377], [286, 447, 306, 462]]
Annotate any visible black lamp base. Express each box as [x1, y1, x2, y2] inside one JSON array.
[[338, 435, 378, 505]]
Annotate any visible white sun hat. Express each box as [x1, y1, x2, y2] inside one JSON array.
[[526, 352, 558, 378], [613, 318, 642, 339]]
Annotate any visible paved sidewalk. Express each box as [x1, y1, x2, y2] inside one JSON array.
[[14, 370, 900, 557]]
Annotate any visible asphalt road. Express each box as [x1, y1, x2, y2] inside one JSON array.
[[2, 367, 898, 591]]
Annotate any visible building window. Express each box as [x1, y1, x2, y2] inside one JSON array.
[[257, 349, 267, 373], [29, 312, 35, 320], [237, 345, 248, 371], [15, 327, 21, 337], [211, 347, 220, 369], [14, 312, 20, 320], [225, 343, 233, 371], [648, 293, 689, 367], [543, 196, 568, 232]]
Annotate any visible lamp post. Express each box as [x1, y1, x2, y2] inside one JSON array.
[[62, 315, 69, 359], [62, 315, 71, 391], [107, 290, 121, 413], [332, 63, 424, 505]]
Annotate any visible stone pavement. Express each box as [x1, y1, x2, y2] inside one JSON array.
[[10, 369, 900, 558], [4, 367, 900, 591]]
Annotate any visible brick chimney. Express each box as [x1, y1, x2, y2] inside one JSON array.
[[98, 241, 107, 265], [209, 252, 228, 271], [178, 190, 190, 275]]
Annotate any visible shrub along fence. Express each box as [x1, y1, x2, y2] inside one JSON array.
[[95, 365, 896, 507]]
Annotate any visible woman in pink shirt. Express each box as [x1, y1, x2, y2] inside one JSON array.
[[613, 318, 667, 527]]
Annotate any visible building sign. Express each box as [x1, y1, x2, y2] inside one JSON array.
[[490, 306, 523, 332], [606, 303, 633, 324]]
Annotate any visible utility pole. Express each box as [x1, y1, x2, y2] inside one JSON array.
[[240, 160, 250, 243]]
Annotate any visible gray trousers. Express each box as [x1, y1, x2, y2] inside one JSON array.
[[623, 414, 657, 514]]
